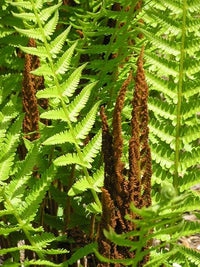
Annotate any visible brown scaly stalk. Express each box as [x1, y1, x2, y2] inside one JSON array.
[[18, 39, 48, 160], [98, 47, 152, 266], [22, 38, 40, 141], [98, 72, 135, 266], [129, 47, 152, 265], [22, 38, 48, 142], [129, 46, 152, 211]]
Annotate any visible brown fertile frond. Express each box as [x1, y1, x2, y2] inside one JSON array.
[[98, 4, 152, 265], [129, 46, 152, 209], [22, 39, 40, 141], [98, 48, 152, 265], [100, 106, 115, 190], [112, 71, 132, 192], [97, 189, 115, 267], [22, 38, 48, 140], [112, 72, 133, 234], [98, 73, 136, 266], [100, 188, 116, 232]]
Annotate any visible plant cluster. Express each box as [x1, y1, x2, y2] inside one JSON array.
[[0, 0, 200, 266]]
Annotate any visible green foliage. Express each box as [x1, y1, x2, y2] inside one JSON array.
[[95, 190, 200, 266], [0, 0, 199, 266], [142, 0, 200, 192]]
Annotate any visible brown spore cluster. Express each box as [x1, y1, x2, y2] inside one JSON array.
[[98, 47, 152, 266], [22, 38, 48, 141]]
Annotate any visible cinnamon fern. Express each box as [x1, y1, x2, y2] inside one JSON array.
[[140, 0, 200, 265], [1, 0, 102, 264], [0, 0, 200, 266], [142, 0, 200, 192]]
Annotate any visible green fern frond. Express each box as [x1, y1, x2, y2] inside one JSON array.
[[0, 116, 23, 182], [24, 259, 62, 266], [6, 142, 40, 199], [67, 82, 95, 122], [35, 0, 44, 10], [179, 170, 200, 192], [12, 12, 36, 22], [148, 97, 176, 122], [179, 246, 200, 266], [149, 119, 175, 147], [42, 130, 74, 146], [173, 221, 200, 240], [144, 0, 200, 198], [37, 64, 87, 101], [54, 153, 91, 168], [162, 0, 182, 13], [19, 46, 48, 58], [43, 11, 59, 37], [0, 245, 67, 257], [55, 42, 77, 74], [31, 233, 56, 248], [39, 3, 62, 22], [42, 249, 67, 255], [150, 142, 174, 169], [181, 124, 200, 144], [68, 165, 104, 196], [0, 226, 21, 235], [73, 101, 100, 139], [140, 28, 180, 56], [144, 10, 180, 35], [144, 249, 179, 267], [0, 97, 19, 129], [40, 108, 67, 121], [9, 1, 33, 10], [19, 165, 57, 222], [14, 27, 43, 41], [11, 0, 102, 211], [36, 85, 60, 99], [188, 0, 200, 12], [0, 209, 14, 217], [0, 246, 36, 256], [68, 177, 97, 197], [182, 99, 200, 120], [145, 72, 178, 102], [144, 52, 179, 76], [82, 129, 102, 163], [62, 64, 87, 97], [50, 26, 71, 56], [66, 242, 97, 265], [31, 64, 52, 76], [179, 147, 200, 172]]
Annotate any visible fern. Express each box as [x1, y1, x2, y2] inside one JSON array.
[[72, 0, 143, 117], [66, 242, 97, 265], [143, 0, 200, 192], [94, 0, 200, 265], [95, 190, 200, 266], [0, 116, 23, 181], [0, 0, 200, 265], [68, 165, 104, 196], [10, 0, 102, 209], [0, 0, 102, 264]]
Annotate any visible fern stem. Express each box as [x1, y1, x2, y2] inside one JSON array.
[[30, 0, 102, 210], [174, 0, 187, 192], [3, 191, 45, 260]]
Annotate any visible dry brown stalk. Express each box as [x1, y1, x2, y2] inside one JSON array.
[[98, 47, 152, 266], [98, 72, 135, 265], [22, 39, 40, 141], [129, 46, 152, 210], [22, 38, 48, 141]]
